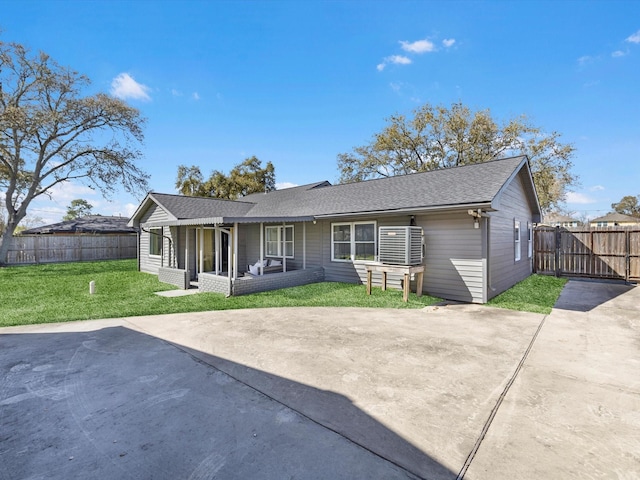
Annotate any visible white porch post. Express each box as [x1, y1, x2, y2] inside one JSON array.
[[215, 227, 221, 275], [303, 222, 306, 270], [185, 228, 190, 275], [233, 223, 238, 280], [227, 229, 232, 294], [282, 221, 287, 273], [199, 227, 204, 275], [260, 222, 264, 275]]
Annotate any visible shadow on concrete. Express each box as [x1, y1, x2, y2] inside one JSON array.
[[553, 278, 637, 312], [0, 326, 455, 480]]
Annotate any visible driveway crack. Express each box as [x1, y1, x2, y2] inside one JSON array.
[[456, 314, 548, 479]]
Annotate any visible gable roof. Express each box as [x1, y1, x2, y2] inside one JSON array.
[[590, 212, 640, 224], [20, 216, 137, 235], [130, 156, 540, 226]]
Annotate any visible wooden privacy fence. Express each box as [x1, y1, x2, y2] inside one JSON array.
[[534, 226, 640, 281], [5, 234, 137, 265]]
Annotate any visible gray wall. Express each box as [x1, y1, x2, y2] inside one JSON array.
[[486, 170, 535, 300], [138, 203, 172, 274]]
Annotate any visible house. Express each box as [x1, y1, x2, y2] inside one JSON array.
[[543, 213, 580, 228], [589, 213, 640, 228], [128, 155, 541, 303], [20, 215, 138, 235]]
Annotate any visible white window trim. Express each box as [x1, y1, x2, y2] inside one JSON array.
[[331, 221, 377, 263], [514, 220, 521, 262], [265, 225, 294, 258], [149, 227, 163, 258], [527, 222, 533, 259]]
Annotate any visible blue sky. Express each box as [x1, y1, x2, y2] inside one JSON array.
[[3, 0, 640, 224]]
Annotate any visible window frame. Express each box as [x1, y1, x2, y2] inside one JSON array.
[[331, 221, 377, 263], [514, 220, 521, 262], [265, 225, 294, 258], [149, 227, 163, 257], [527, 222, 533, 259]]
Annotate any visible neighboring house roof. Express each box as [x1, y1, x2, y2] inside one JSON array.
[[20, 216, 137, 235], [543, 213, 579, 224], [130, 156, 540, 226], [590, 213, 640, 224]]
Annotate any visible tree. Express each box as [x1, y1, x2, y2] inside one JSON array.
[[0, 39, 149, 265], [63, 198, 94, 220], [337, 102, 577, 214], [611, 195, 640, 217], [175, 156, 276, 199]]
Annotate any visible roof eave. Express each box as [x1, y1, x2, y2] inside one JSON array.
[[313, 202, 495, 219]]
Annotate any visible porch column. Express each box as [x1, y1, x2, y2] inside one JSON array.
[[227, 229, 232, 294], [282, 221, 287, 273], [303, 222, 307, 270], [185, 228, 190, 275], [199, 227, 204, 275], [260, 222, 264, 275], [215, 227, 221, 275], [233, 223, 238, 280]]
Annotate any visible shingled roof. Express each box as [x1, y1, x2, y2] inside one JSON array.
[[130, 156, 539, 226], [20, 216, 137, 235]]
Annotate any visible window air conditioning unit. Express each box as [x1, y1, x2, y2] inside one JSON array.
[[378, 226, 423, 265]]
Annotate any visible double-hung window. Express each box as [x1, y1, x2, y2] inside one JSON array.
[[332, 222, 376, 262], [265, 225, 294, 258], [149, 227, 162, 257]]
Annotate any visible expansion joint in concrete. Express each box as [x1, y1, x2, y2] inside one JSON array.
[[456, 314, 549, 480]]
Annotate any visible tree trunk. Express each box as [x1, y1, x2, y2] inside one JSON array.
[[0, 221, 19, 267]]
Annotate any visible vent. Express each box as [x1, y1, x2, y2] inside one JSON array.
[[378, 226, 423, 265]]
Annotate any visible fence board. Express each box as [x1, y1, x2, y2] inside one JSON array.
[[534, 226, 640, 281], [6, 234, 137, 265]]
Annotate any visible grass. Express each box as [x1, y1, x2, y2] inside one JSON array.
[[487, 274, 567, 314], [0, 259, 442, 327]]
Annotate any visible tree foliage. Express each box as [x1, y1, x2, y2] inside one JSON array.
[[175, 156, 276, 199], [337, 102, 577, 214], [611, 195, 640, 217], [0, 39, 149, 265], [63, 198, 94, 221]]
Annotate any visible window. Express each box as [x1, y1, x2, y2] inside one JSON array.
[[332, 222, 376, 262], [149, 227, 162, 257], [265, 225, 294, 258], [514, 220, 521, 262], [527, 222, 533, 259]]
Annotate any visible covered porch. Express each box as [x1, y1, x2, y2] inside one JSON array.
[[158, 217, 322, 296]]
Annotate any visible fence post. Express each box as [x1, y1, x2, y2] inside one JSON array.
[[554, 226, 560, 277]]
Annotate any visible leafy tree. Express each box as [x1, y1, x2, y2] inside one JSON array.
[[337, 102, 577, 214], [175, 165, 204, 196], [63, 198, 94, 220], [611, 195, 640, 217], [176, 156, 276, 199], [0, 39, 149, 265]]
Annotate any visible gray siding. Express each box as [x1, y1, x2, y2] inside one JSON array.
[[416, 212, 485, 303], [321, 215, 414, 290], [487, 170, 535, 300], [241, 222, 323, 273], [138, 204, 172, 274]]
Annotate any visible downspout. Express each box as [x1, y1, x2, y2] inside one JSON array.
[[141, 226, 174, 268]]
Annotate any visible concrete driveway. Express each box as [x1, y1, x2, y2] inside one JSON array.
[[1, 280, 638, 479]]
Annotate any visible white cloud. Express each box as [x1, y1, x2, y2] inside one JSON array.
[[577, 55, 592, 66], [566, 192, 597, 204], [376, 63, 386, 72], [387, 55, 412, 65], [589, 185, 605, 192], [171, 89, 183, 96], [400, 39, 436, 53], [110, 73, 151, 101], [276, 182, 299, 190], [192, 92, 201, 101], [47, 182, 96, 203], [442, 38, 456, 48], [612, 50, 626, 58], [626, 30, 640, 43]]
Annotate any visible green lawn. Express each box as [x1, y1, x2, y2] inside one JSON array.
[[0, 260, 567, 327], [487, 274, 567, 314], [0, 259, 442, 327]]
